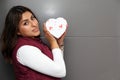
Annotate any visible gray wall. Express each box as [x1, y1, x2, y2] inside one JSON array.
[[0, 0, 120, 80]]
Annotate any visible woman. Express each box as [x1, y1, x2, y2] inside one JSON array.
[[1, 5, 66, 80]]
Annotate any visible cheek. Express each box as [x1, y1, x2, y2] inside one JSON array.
[[19, 25, 31, 34]]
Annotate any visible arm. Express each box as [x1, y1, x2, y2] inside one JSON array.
[[16, 45, 66, 78]]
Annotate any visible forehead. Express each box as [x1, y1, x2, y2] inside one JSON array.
[[21, 11, 33, 20]]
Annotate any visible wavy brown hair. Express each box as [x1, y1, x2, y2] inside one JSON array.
[[0, 5, 39, 62]]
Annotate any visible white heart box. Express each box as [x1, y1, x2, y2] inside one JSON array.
[[46, 17, 68, 38]]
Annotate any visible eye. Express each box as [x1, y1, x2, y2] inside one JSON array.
[[23, 21, 29, 25]]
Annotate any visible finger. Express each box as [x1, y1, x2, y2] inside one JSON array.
[[62, 25, 68, 37], [60, 31, 67, 39], [43, 23, 48, 32]]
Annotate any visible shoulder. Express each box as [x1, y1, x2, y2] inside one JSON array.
[[17, 45, 41, 53], [13, 37, 37, 53], [17, 37, 34, 44], [16, 37, 40, 48]]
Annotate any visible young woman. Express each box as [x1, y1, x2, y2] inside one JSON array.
[[1, 5, 66, 80]]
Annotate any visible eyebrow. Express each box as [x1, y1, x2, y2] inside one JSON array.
[[21, 19, 29, 24], [20, 14, 35, 23]]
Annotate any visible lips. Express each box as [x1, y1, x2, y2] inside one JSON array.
[[32, 28, 39, 32]]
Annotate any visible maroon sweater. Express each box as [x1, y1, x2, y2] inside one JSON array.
[[12, 37, 61, 80]]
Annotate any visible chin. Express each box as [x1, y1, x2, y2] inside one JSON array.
[[35, 32, 40, 37]]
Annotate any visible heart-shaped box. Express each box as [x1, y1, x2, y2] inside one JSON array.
[[45, 17, 68, 38]]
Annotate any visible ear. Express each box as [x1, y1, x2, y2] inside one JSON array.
[[17, 31, 21, 35]]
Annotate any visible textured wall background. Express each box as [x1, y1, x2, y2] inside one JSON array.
[[0, 0, 120, 80]]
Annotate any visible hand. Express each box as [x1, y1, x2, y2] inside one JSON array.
[[43, 23, 56, 42], [57, 30, 67, 47], [43, 23, 59, 49]]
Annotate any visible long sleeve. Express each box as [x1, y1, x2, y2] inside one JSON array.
[[16, 45, 66, 78]]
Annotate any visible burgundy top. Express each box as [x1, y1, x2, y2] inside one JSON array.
[[12, 37, 61, 80]]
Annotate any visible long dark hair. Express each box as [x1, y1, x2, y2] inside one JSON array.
[[0, 5, 38, 62]]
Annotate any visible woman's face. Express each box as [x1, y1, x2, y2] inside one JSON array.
[[17, 11, 40, 38]]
